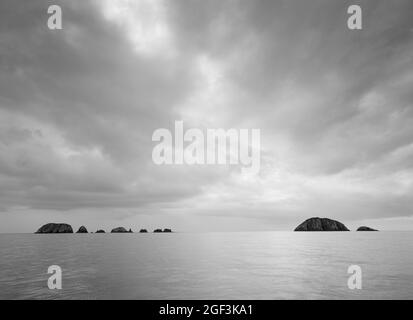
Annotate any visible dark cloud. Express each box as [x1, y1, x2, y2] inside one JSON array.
[[1, 0, 413, 231]]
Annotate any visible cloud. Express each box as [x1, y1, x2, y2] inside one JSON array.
[[0, 0, 413, 231]]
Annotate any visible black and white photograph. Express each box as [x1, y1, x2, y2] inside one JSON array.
[[1, 0, 413, 306]]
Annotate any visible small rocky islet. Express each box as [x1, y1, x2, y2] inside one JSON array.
[[111, 227, 129, 233], [357, 226, 378, 231], [35, 223, 173, 234], [76, 226, 88, 233]]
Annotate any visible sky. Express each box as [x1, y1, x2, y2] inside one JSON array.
[[1, 0, 413, 232]]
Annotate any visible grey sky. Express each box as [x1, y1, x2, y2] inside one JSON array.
[[1, 0, 413, 232]]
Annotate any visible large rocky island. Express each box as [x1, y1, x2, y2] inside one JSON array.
[[294, 217, 349, 231], [35, 223, 73, 234]]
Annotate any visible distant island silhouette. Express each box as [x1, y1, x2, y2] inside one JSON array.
[[35, 223, 73, 233], [357, 226, 378, 231], [76, 226, 88, 233], [294, 217, 349, 231], [294, 217, 378, 232], [35, 223, 174, 234], [34, 219, 379, 234]]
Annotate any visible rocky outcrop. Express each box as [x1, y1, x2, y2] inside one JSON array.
[[96, 229, 105, 233], [76, 226, 88, 233], [111, 227, 128, 233], [294, 217, 349, 231], [357, 226, 378, 231], [153, 228, 172, 233], [139, 229, 148, 233], [35, 223, 73, 234]]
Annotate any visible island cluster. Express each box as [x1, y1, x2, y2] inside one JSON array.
[[35, 223, 173, 234], [34, 218, 378, 234]]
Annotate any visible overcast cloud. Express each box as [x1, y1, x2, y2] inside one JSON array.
[[1, 0, 413, 232]]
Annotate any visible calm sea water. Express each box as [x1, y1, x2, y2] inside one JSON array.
[[0, 232, 412, 299]]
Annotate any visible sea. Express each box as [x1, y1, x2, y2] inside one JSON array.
[[0, 231, 412, 299]]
